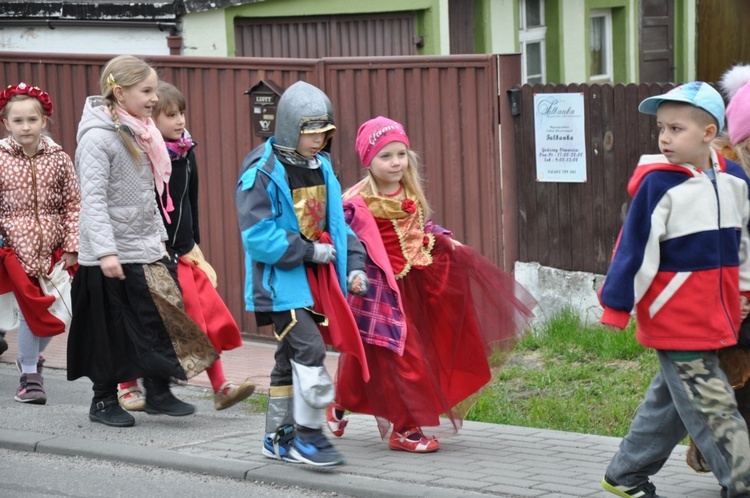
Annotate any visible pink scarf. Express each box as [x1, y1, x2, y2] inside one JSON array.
[[166, 128, 194, 159], [114, 106, 174, 222]]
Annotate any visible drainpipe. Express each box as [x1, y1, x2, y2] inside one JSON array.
[[167, 35, 183, 55]]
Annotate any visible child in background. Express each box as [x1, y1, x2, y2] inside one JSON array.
[[0, 82, 80, 404], [236, 81, 369, 467], [117, 81, 254, 412], [68, 55, 218, 428], [598, 82, 750, 498], [685, 66, 750, 485], [331, 116, 536, 452]]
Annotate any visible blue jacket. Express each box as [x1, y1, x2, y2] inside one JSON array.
[[236, 138, 356, 312]]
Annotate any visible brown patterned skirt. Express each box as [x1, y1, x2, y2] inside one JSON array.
[[67, 258, 218, 385]]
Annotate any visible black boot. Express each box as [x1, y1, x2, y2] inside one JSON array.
[[89, 397, 135, 427], [0, 330, 7, 356], [143, 378, 195, 417]]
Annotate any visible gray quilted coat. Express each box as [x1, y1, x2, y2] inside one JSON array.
[[75, 96, 167, 266]]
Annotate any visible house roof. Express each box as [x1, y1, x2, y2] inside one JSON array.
[[0, 0, 266, 19], [0, 1, 180, 20]]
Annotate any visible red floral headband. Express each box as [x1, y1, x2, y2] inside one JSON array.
[[0, 83, 54, 117]]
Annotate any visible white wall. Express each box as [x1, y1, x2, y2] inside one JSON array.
[[183, 10, 230, 57], [488, 0, 517, 54], [0, 27, 171, 55]]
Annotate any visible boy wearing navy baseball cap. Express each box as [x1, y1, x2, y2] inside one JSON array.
[[599, 82, 750, 498]]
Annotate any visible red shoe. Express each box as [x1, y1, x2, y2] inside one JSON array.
[[388, 428, 440, 453], [326, 404, 348, 437]]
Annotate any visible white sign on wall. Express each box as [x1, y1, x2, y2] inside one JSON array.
[[533, 93, 587, 183]]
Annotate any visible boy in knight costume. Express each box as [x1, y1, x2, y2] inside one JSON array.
[[236, 81, 369, 467]]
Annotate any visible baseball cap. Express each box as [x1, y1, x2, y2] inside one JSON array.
[[638, 81, 725, 133]]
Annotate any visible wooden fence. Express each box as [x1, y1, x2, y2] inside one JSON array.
[[512, 82, 673, 275], [0, 51, 511, 340]]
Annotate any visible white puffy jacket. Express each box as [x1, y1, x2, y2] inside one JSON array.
[[75, 96, 167, 266]]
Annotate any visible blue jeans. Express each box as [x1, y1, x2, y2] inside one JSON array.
[[606, 350, 750, 497]]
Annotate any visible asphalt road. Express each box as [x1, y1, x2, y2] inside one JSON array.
[[0, 362, 265, 448], [1, 447, 348, 497]]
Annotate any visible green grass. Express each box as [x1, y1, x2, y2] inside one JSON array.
[[243, 392, 269, 413], [467, 307, 658, 438]]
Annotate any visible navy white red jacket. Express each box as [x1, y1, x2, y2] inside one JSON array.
[[599, 149, 750, 351]]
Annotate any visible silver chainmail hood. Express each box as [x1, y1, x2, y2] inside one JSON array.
[[273, 81, 336, 153]]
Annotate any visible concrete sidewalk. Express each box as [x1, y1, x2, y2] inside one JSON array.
[[0, 332, 725, 497]]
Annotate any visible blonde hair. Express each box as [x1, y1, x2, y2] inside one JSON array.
[[714, 131, 750, 176], [153, 80, 186, 120], [99, 55, 155, 161], [1, 95, 44, 120], [344, 149, 431, 218]]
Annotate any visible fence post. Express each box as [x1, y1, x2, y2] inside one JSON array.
[[498, 53, 522, 272]]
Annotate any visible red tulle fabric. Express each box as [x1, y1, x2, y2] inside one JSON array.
[[335, 234, 536, 438], [176, 257, 242, 353]]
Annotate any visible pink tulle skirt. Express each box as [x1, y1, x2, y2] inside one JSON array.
[[335, 234, 537, 438]]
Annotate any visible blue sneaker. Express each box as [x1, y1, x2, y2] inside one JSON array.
[[289, 432, 345, 467], [262, 425, 300, 463]]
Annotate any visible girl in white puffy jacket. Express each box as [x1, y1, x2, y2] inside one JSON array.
[[68, 55, 218, 428]]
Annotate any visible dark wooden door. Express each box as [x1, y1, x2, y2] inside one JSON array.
[[449, 0, 474, 54], [697, 0, 750, 83], [234, 13, 417, 58], [639, 0, 674, 83]]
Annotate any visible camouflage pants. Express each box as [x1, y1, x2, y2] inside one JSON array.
[[606, 350, 750, 497]]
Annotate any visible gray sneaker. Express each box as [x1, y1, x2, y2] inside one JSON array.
[[289, 432, 345, 467], [14, 373, 46, 405]]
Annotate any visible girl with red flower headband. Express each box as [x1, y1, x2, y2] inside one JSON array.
[[0, 82, 80, 405], [331, 116, 538, 453]]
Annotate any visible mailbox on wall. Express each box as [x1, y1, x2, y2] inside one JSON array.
[[245, 79, 284, 138]]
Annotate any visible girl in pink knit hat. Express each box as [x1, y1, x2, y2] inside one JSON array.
[[326, 116, 537, 453]]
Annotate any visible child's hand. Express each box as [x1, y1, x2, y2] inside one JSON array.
[[61, 251, 78, 270], [603, 324, 624, 332], [742, 295, 750, 320], [310, 242, 337, 264], [347, 270, 369, 296], [162, 242, 171, 261], [100, 254, 125, 280]]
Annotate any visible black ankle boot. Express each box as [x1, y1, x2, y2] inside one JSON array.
[[144, 388, 195, 416], [89, 397, 135, 427]]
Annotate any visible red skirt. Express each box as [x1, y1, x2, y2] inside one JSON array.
[[335, 234, 536, 438]]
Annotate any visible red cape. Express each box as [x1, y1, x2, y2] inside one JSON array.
[[177, 257, 243, 353], [0, 247, 73, 337], [306, 233, 370, 382]]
